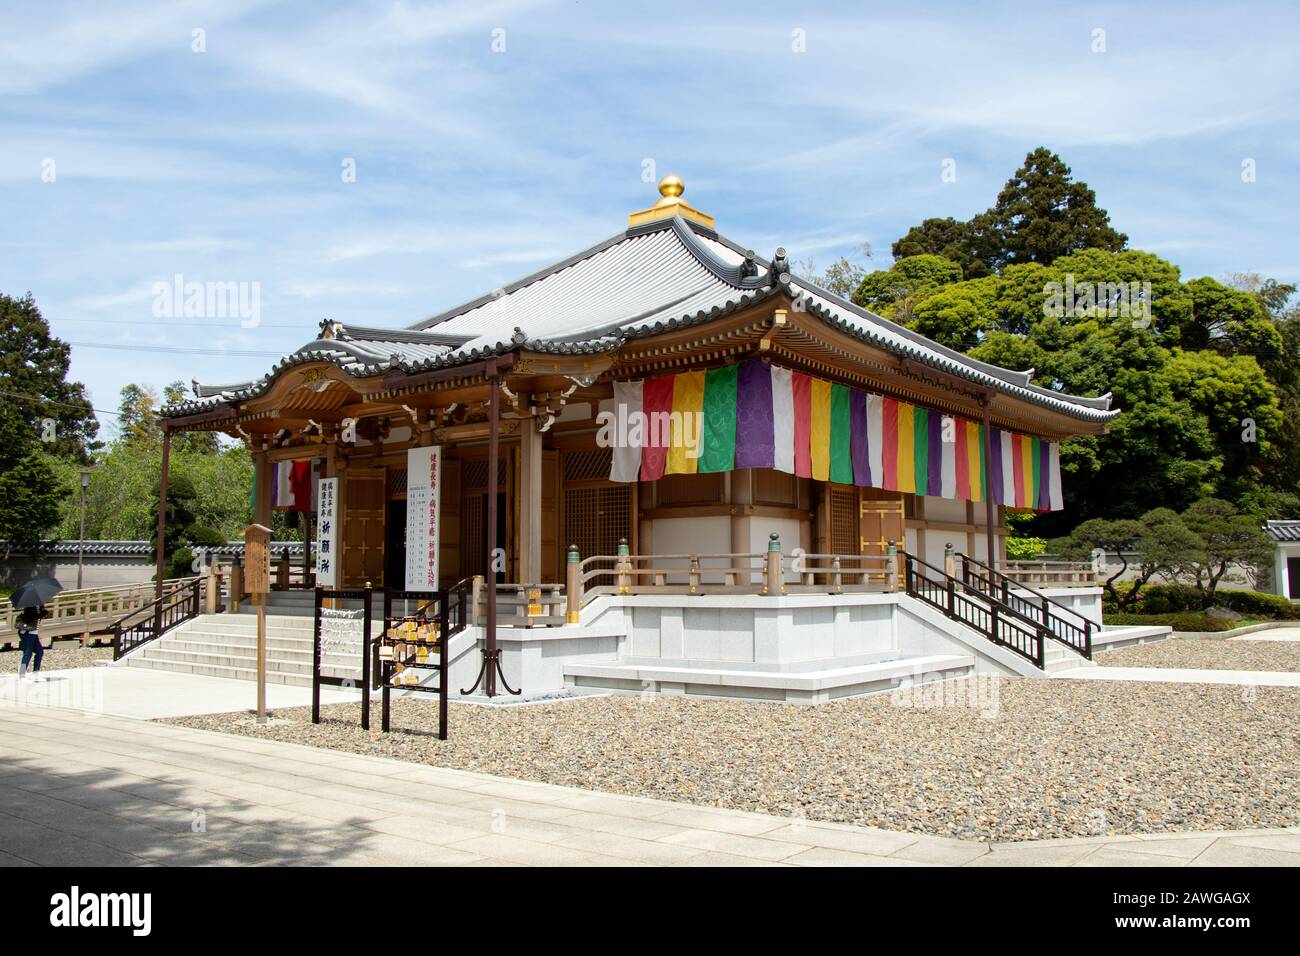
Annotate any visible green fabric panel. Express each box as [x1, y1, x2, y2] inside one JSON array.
[[699, 364, 738, 473], [913, 407, 929, 494], [1031, 438, 1042, 508], [829, 384, 853, 484]]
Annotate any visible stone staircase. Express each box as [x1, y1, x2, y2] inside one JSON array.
[[119, 613, 363, 687]]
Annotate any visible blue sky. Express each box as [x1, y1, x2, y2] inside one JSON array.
[[2, 0, 1297, 437]]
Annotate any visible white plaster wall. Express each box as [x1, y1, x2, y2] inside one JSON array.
[[1273, 543, 1300, 600], [750, 516, 802, 584], [648, 515, 732, 583]]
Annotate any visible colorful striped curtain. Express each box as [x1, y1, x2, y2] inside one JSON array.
[[601, 359, 1066, 511]]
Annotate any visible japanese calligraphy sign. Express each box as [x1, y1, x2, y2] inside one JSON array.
[[405, 446, 441, 590]]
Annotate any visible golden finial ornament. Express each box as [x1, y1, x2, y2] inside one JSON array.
[[628, 174, 714, 229]]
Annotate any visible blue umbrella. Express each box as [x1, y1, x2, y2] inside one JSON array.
[[9, 577, 62, 609]]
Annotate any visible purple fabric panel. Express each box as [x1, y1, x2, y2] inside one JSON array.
[[734, 360, 775, 470], [926, 412, 943, 497], [850, 389, 871, 486]]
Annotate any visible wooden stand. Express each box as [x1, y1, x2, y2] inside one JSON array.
[[244, 523, 272, 724]]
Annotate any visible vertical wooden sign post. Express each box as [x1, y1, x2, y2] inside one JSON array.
[[244, 523, 272, 724]]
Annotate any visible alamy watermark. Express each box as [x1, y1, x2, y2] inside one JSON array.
[[596, 404, 703, 459], [151, 273, 261, 328]]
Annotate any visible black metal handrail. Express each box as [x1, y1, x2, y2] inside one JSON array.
[[956, 553, 1092, 659], [106, 577, 202, 660], [904, 552, 1046, 669]]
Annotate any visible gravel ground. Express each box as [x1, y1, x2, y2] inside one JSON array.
[[0, 641, 113, 673], [1099, 637, 1300, 673], [165, 678, 1299, 842]]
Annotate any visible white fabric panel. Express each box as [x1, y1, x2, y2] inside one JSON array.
[[866, 393, 884, 488], [1048, 442, 1064, 511], [940, 416, 957, 498], [771, 365, 795, 474], [609, 379, 644, 483], [1000, 431, 1015, 507]]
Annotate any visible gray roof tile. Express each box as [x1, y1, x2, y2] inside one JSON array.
[[166, 216, 1118, 424]]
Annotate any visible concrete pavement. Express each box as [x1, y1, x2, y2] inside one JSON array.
[[0, 665, 358, 720], [1, 704, 1296, 867]]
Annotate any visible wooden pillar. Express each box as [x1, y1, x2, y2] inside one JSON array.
[[981, 395, 998, 571], [253, 447, 272, 528], [154, 427, 172, 600], [517, 413, 542, 584], [485, 371, 500, 697]]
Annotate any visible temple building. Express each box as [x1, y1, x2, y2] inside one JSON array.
[[155, 177, 1151, 701]]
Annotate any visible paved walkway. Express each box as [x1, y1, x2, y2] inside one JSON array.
[[0, 666, 357, 719], [1, 704, 1296, 867]]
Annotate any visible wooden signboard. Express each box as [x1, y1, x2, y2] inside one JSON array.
[[244, 524, 272, 597]]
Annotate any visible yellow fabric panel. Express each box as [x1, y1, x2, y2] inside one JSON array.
[[895, 403, 916, 494], [809, 378, 832, 482], [665, 370, 705, 476], [966, 420, 982, 502]]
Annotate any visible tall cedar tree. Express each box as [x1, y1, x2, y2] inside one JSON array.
[[891, 148, 1127, 277]]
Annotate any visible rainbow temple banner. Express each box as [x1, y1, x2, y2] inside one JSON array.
[[597, 359, 1065, 511]]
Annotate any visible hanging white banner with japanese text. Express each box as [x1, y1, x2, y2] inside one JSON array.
[[315, 477, 339, 587], [405, 446, 441, 590]]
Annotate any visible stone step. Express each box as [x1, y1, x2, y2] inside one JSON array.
[[122, 656, 331, 688], [140, 638, 360, 666], [133, 645, 361, 677], [564, 654, 976, 704]]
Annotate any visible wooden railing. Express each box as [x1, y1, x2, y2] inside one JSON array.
[[0, 574, 219, 649], [474, 582, 567, 627], [958, 552, 1093, 659], [905, 552, 1046, 669], [563, 535, 900, 624], [579, 551, 769, 597], [106, 577, 204, 660], [788, 553, 898, 593], [1001, 560, 1097, 587]]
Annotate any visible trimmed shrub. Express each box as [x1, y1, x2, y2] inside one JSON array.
[[1129, 584, 1202, 614], [1103, 612, 1240, 632], [1107, 584, 1300, 620], [1219, 590, 1300, 620]]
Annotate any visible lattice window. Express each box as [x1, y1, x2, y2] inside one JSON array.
[[387, 468, 408, 498], [461, 493, 485, 577], [830, 488, 858, 555], [563, 449, 612, 483], [462, 459, 507, 491], [564, 485, 631, 560]]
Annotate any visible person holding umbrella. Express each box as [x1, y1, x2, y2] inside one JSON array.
[[9, 577, 62, 682]]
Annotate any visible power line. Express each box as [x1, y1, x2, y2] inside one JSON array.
[[0, 386, 121, 418], [68, 340, 286, 357]]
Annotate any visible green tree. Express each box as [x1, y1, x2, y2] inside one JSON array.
[[0, 291, 98, 461], [891, 217, 989, 279], [971, 148, 1127, 271], [116, 384, 159, 446], [891, 148, 1127, 278], [1175, 498, 1274, 607], [1055, 509, 1199, 610], [852, 254, 962, 322], [0, 292, 96, 555]]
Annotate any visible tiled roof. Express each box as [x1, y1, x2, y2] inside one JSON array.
[[167, 216, 1119, 424], [1264, 520, 1300, 543]]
